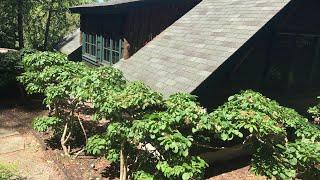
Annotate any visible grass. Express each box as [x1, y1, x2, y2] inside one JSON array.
[[0, 162, 17, 180]]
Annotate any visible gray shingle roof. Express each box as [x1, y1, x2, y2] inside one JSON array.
[[115, 0, 291, 97], [56, 28, 81, 55]]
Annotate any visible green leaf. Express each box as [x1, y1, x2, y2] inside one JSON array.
[[182, 173, 191, 180]]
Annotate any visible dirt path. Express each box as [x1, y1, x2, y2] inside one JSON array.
[[0, 102, 66, 180]]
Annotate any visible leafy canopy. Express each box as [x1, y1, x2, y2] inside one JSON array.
[[19, 52, 320, 180]]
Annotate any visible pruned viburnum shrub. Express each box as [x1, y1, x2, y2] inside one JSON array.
[[195, 90, 320, 179], [19, 52, 319, 179], [86, 91, 208, 180], [20, 52, 126, 156], [87, 87, 320, 180]]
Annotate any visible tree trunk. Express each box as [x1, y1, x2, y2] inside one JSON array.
[[43, 0, 55, 50], [120, 142, 127, 180], [17, 0, 24, 49], [61, 123, 71, 156]]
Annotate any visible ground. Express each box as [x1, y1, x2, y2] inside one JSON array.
[[0, 99, 264, 180], [0, 100, 65, 179]]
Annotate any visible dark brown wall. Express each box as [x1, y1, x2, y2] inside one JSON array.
[[81, 14, 125, 38], [123, 1, 200, 54], [277, 0, 320, 34], [80, 0, 201, 56]]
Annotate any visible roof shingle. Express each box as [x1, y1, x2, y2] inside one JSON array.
[[115, 0, 291, 96]]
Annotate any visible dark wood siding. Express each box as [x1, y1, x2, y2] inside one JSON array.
[[80, 0, 201, 57], [81, 14, 125, 38], [123, 2, 200, 54]]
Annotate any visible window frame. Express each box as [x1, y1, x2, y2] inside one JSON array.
[[102, 37, 123, 65], [82, 32, 123, 65], [84, 33, 97, 58]]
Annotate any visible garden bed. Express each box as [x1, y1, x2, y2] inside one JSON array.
[[0, 98, 264, 179]]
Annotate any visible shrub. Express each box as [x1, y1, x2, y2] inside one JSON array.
[[20, 51, 320, 179], [196, 90, 320, 179], [20, 51, 126, 156], [0, 51, 22, 88], [32, 116, 63, 133]]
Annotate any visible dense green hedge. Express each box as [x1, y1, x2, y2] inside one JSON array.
[[0, 48, 36, 89], [0, 51, 22, 88]]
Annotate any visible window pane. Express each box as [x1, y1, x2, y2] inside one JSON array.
[[93, 35, 96, 44], [86, 34, 89, 43], [86, 44, 89, 54], [104, 37, 110, 48], [92, 44, 96, 56], [103, 49, 106, 61], [113, 39, 119, 51], [104, 50, 110, 62], [112, 52, 119, 64]]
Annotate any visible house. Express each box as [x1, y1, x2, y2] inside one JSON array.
[[70, 0, 201, 65], [55, 28, 82, 61], [70, 0, 320, 112]]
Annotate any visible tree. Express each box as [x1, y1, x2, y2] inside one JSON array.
[[17, 0, 24, 49], [0, 0, 17, 48], [0, 0, 96, 50], [24, 0, 84, 50]]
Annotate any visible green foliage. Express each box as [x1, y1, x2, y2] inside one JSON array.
[[0, 0, 95, 50], [18, 52, 69, 95], [21, 51, 68, 71], [156, 157, 207, 180], [86, 135, 108, 156], [199, 90, 320, 180], [19, 51, 126, 156], [0, 1, 17, 48], [133, 171, 154, 180], [251, 139, 320, 179], [158, 132, 192, 157], [98, 81, 163, 118], [0, 51, 22, 87], [0, 162, 17, 179], [32, 116, 63, 132], [89, 91, 208, 179], [20, 52, 320, 179], [281, 140, 320, 178]]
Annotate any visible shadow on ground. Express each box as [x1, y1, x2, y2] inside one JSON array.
[[205, 155, 252, 178]]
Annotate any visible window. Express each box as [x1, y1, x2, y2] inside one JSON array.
[[103, 37, 123, 64], [84, 34, 97, 57], [264, 33, 320, 95], [82, 32, 123, 65]]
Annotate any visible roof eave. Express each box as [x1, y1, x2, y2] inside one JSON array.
[[70, 0, 192, 14]]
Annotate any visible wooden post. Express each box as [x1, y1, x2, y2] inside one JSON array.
[[123, 38, 131, 60]]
